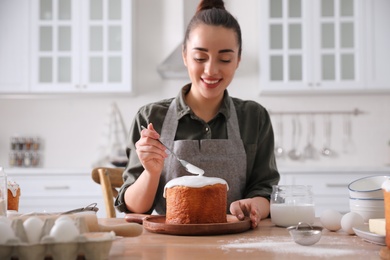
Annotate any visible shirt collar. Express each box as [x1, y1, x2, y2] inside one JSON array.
[[175, 83, 231, 120]]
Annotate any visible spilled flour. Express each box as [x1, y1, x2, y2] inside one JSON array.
[[219, 236, 359, 258]]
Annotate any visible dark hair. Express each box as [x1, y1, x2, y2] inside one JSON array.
[[183, 0, 242, 57]]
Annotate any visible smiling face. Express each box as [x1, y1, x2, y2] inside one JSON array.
[[182, 24, 241, 102]]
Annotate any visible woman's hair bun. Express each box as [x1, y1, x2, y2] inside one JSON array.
[[196, 0, 225, 14]]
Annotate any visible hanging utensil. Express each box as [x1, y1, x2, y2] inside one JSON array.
[[303, 114, 318, 160], [288, 115, 302, 161], [321, 114, 334, 157], [342, 114, 355, 154], [274, 115, 285, 158]]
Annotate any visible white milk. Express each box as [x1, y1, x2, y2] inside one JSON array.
[[270, 203, 315, 227]]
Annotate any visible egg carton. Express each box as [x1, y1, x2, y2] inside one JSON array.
[[0, 217, 115, 260]]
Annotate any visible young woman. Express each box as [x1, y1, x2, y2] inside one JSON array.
[[115, 0, 279, 228]]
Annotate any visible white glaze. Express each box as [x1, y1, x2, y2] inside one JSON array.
[[163, 175, 229, 198], [185, 163, 205, 176], [7, 179, 19, 197], [381, 178, 390, 191]]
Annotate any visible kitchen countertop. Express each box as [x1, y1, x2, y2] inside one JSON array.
[[100, 218, 384, 260]]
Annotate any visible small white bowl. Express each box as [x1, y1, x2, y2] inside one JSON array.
[[349, 198, 384, 208], [348, 175, 389, 199], [350, 208, 385, 222], [349, 198, 385, 222]]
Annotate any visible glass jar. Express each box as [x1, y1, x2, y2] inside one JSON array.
[[31, 152, 40, 167], [270, 185, 315, 227], [9, 152, 16, 167], [32, 137, 40, 151]]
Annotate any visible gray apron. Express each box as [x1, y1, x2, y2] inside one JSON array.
[[154, 98, 247, 214]]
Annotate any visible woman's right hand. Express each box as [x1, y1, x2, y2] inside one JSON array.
[[135, 123, 168, 177]]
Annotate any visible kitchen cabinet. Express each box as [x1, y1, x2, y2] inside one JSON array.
[[259, 0, 370, 94], [279, 168, 390, 216], [364, 0, 390, 90], [30, 0, 132, 93], [0, 0, 29, 93], [6, 168, 117, 218]]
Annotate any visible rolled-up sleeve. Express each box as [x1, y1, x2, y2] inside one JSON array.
[[114, 100, 171, 213]]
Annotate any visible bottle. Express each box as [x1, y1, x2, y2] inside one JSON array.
[[0, 166, 7, 216]]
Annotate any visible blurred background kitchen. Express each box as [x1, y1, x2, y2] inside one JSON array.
[[0, 0, 389, 217]]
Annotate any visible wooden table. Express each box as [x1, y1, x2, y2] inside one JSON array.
[[100, 218, 384, 260]]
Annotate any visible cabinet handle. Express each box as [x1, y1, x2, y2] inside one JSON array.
[[44, 186, 70, 190], [326, 184, 348, 188]]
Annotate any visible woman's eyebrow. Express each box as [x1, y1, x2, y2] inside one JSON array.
[[193, 47, 235, 53], [219, 49, 234, 53]]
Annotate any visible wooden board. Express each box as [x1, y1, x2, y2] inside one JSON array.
[[126, 214, 251, 236]]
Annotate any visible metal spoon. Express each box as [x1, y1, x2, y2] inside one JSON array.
[[288, 116, 302, 161], [274, 115, 285, 158], [141, 126, 204, 175], [342, 114, 355, 154], [321, 115, 334, 157], [303, 115, 318, 160]]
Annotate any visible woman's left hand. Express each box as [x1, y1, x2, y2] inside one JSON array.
[[230, 197, 270, 229]]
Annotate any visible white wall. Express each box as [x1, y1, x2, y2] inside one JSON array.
[[0, 0, 390, 170]]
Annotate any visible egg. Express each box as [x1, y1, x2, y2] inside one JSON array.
[[23, 216, 44, 244], [0, 222, 16, 244], [55, 215, 73, 224], [320, 209, 342, 231], [340, 212, 364, 235], [50, 219, 80, 242]]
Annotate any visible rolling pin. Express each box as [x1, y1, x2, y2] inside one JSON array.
[[73, 212, 143, 237]]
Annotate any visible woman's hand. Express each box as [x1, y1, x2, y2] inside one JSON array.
[[135, 123, 167, 177], [230, 197, 270, 229], [125, 123, 168, 213]]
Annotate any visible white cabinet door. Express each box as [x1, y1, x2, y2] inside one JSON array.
[[364, 0, 390, 90], [260, 0, 309, 91], [30, 0, 79, 92], [30, 0, 132, 93], [260, 0, 365, 94], [312, 0, 365, 90], [0, 0, 29, 93]]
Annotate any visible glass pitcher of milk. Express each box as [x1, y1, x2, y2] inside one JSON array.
[[270, 185, 315, 227]]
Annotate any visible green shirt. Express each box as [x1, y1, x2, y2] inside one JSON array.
[[115, 84, 280, 213]]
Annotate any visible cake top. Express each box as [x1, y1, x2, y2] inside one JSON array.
[[7, 179, 19, 197], [163, 175, 229, 198], [382, 178, 390, 191]]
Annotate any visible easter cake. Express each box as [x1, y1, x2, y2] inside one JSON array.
[[382, 179, 390, 247], [7, 179, 20, 211], [164, 175, 229, 224], [380, 178, 390, 259]]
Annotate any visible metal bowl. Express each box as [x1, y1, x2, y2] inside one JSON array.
[[287, 222, 323, 246]]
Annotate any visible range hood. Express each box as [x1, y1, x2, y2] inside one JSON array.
[[157, 0, 198, 79], [157, 44, 187, 79]]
